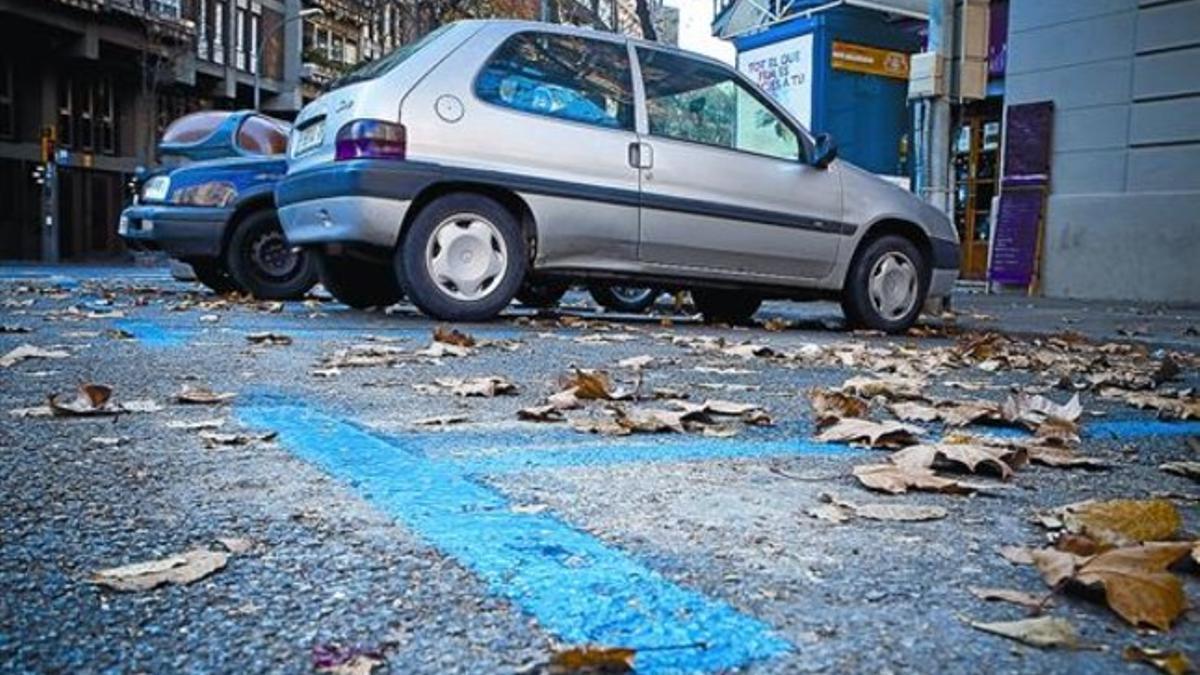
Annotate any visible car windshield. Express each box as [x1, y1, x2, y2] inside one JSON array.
[[328, 23, 454, 91]]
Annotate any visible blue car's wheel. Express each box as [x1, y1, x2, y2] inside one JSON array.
[[225, 209, 318, 300]]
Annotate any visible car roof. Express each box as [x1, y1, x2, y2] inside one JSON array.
[[454, 19, 736, 72]]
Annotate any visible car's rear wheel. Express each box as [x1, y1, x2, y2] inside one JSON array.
[[516, 280, 570, 308], [316, 252, 404, 309], [691, 288, 762, 325], [225, 209, 318, 300], [841, 234, 928, 333], [588, 284, 661, 313], [398, 193, 526, 322]]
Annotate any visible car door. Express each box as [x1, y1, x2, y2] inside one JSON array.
[[403, 26, 641, 268], [633, 47, 844, 280]]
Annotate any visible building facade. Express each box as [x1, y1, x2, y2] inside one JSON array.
[[1004, 0, 1199, 303]]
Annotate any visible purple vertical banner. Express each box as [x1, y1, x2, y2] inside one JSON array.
[[990, 101, 1055, 287], [988, 187, 1042, 285], [988, 0, 1008, 78]]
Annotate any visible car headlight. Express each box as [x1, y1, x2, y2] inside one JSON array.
[[141, 175, 171, 202], [170, 180, 238, 208]]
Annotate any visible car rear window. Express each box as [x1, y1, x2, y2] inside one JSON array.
[[475, 31, 634, 130], [328, 23, 454, 91], [235, 115, 291, 156]]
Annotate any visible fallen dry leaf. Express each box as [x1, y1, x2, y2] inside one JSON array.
[[1123, 646, 1195, 675], [890, 443, 1026, 480], [91, 549, 228, 591], [165, 418, 225, 431], [199, 430, 278, 447], [967, 616, 1080, 649], [412, 414, 469, 427], [48, 383, 116, 417], [548, 645, 635, 674], [433, 376, 516, 397], [1114, 392, 1200, 421], [176, 385, 236, 405], [1060, 498, 1181, 547], [433, 325, 476, 348], [0, 344, 69, 368], [852, 464, 975, 495], [841, 375, 926, 401], [1160, 462, 1200, 482], [1033, 542, 1193, 630], [968, 586, 1053, 611], [245, 332, 292, 346], [849, 502, 947, 522], [815, 418, 924, 449], [808, 389, 869, 425], [517, 404, 566, 423]]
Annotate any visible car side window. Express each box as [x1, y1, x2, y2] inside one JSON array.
[[637, 48, 800, 161], [476, 32, 634, 130]]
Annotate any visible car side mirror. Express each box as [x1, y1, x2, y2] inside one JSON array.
[[812, 132, 838, 169]]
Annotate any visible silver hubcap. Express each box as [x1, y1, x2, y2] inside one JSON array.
[[868, 251, 918, 320], [611, 286, 655, 304], [425, 213, 508, 302]]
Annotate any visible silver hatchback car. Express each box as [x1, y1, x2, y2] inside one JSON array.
[[276, 20, 959, 331]]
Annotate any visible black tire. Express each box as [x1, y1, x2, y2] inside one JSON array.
[[840, 234, 929, 333], [516, 280, 570, 308], [225, 209, 318, 300], [185, 258, 241, 295], [316, 252, 404, 309], [398, 193, 527, 322], [588, 284, 662, 313], [691, 288, 762, 325]]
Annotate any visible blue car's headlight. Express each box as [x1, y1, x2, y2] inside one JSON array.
[[170, 180, 238, 208]]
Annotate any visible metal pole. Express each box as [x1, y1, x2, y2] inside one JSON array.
[[925, 0, 955, 216]]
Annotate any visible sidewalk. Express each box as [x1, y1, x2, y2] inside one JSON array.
[[948, 291, 1200, 351]]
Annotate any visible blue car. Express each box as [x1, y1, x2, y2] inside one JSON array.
[[119, 111, 318, 299]]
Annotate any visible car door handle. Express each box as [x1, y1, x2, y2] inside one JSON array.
[[629, 142, 653, 169]]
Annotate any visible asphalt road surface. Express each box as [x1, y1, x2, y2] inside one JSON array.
[[1, 266, 1198, 674]]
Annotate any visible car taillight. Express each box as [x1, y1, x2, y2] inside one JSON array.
[[335, 119, 406, 161]]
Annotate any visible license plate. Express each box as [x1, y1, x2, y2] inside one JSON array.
[[293, 120, 325, 156]]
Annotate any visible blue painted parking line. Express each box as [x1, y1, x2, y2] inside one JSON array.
[[113, 319, 191, 349], [238, 401, 791, 673], [1086, 419, 1200, 439]]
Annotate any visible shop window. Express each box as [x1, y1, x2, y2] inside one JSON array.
[[0, 56, 13, 139], [638, 47, 799, 162], [97, 79, 116, 154], [475, 32, 633, 130], [57, 76, 118, 155], [57, 77, 73, 148], [74, 79, 94, 151]]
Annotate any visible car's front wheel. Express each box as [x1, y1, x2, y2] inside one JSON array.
[[398, 193, 527, 322], [841, 234, 928, 333], [691, 288, 762, 325], [225, 209, 318, 300], [315, 252, 404, 309], [588, 284, 662, 313]]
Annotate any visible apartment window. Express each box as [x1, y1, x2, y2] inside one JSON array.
[[250, 12, 261, 74], [303, 18, 315, 50], [235, 6, 247, 70], [57, 76, 118, 155], [196, 0, 208, 59], [330, 34, 344, 63], [345, 38, 358, 64], [213, 0, 226, 64], [74, 79, 93, 151], [57, 77, 72, 147], [315, 26, 329, 57], [0, 56, 13, 139]]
